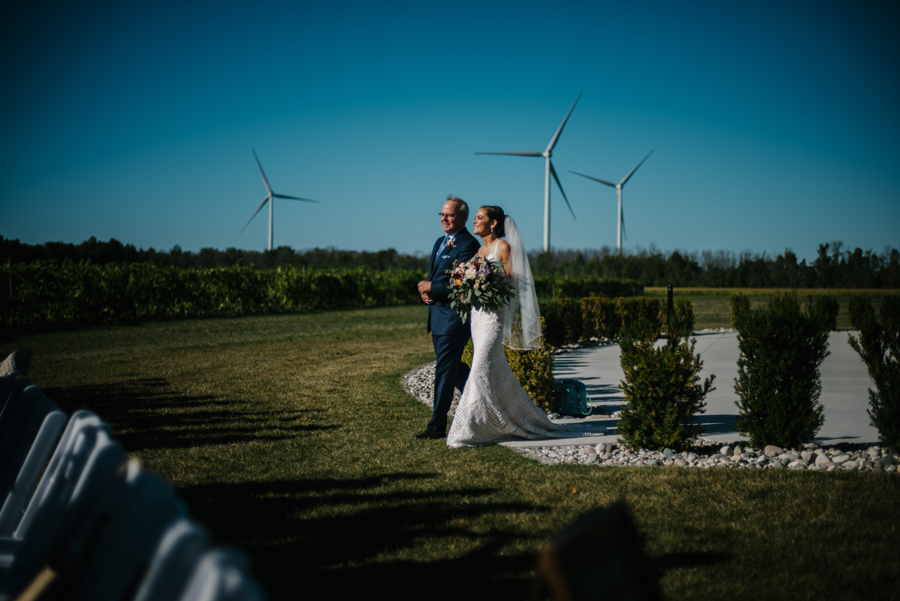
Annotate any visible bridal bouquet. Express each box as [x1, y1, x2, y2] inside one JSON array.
[[447, 256, 515, 324]]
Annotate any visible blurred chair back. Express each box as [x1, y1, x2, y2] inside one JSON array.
[[0, 385, 66, 536], [133, 518, 210, 601]]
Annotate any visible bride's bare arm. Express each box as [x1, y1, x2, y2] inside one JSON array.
[[496, 240, 512, 275]]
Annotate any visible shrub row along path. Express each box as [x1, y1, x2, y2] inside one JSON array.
[[539, 329, 878, 447], [408, 329, 878, 449]]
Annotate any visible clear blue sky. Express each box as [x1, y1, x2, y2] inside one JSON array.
[[2, 0, 897, 262]]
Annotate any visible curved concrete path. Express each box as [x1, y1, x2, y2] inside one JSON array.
[[501, 331, 880, 449]]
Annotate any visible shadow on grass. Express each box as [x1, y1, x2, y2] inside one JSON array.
[[179, 473, 546, 601], [650, 550, 731, 573], [43, 377, 339, 452]]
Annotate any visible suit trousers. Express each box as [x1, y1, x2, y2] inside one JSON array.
[[428, 332, 471, 433]]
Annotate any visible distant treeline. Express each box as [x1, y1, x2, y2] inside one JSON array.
[[2, 236, 898, 289], [0, 236, 426, 272], [530, 242, 900, 289]]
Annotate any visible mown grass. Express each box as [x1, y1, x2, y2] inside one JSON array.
[[3, 306, 898, 600]]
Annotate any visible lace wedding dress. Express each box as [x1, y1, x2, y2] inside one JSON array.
[[446, 248, 586, 448]]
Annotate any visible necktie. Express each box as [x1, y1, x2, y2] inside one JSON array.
[[436, 235, 450, 258]]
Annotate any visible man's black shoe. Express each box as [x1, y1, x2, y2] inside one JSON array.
[[414, 429, 446, 440]]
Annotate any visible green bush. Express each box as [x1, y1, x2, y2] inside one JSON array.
[[539, 301, 566, 348], [461, 317, 558, 413], [880, 295, 900, 334], [807, 295, 839, 331], [506, 317, 558, 413], [617, 318, 714, 451], [730, 293, 750, 330], [541, 296, 693, 344], [580, 297, 618, 341], [616, 297, 664, 335], [847, 295, 900, 451], [0, 261, 424, 328], [734, 293, 830, 448], [673, 298, 695, 334], [554, 276, 643, 299], [561, 299, 583, 345]]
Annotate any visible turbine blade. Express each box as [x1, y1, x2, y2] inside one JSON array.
[[549, 161, 576, 220], [621, 202, 627, 242], [240, 194, 271, 233], [273, 193, 319, 203], [619, 150, 654, 186], [474, 151, 543, 157], [569, 170, 617, 188], [252, 148, 273, 195], [545, 92, 582, 154]]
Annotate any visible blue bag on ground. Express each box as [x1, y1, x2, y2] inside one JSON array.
[[555, 378, 593, 417]]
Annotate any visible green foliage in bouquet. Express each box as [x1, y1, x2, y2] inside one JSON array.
[[734, 293, 830, 448], [617, 318, 714, 451], [447, 256, 515, 324], [848, 295, 900, 451]]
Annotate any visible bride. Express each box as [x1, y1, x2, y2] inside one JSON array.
[[447, 205, 587, 448]]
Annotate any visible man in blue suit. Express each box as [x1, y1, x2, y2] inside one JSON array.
[[415, 196, 481, 439]]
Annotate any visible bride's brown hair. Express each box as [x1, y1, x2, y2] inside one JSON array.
[[480, 205, 505, 237]]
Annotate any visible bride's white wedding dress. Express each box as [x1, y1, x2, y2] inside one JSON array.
[[446, 248, 586, 448]]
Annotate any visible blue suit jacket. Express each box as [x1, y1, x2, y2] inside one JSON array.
[[427, 228, 481, 336]]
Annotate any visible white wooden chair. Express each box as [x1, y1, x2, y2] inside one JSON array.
[[0, 372, 30, 416], [132, 518, 210, 601], [0, 418, 128, 599], [0, 386, 67, 536], [63, 464, 189, 601], [177, 549, 266, 601]]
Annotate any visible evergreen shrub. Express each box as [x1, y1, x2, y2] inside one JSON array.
[[673, 298, 695, 334], [847, 295, 900, 451], [580, 297, 618, 341], [540, 301, 566, 347], [734, 293, 830, 448], [556, 299, 583, 345], [730, 293, 750, 330], [806, 295, 838, 331], [617, 318, 714, 451], [616, 297, 664, 334]]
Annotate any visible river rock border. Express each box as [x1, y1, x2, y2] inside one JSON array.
[[402, 362, 897, 473]]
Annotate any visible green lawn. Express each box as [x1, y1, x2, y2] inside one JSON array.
[[645, 287, 899, 330], [3, 305, 898, 600]]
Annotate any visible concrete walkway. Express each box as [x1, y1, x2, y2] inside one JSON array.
[[501, 331, 879, 449]]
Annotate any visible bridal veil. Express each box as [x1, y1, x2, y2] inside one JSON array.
[[502, 216, 542, 350]]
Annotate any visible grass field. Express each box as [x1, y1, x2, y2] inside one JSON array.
[[645, 287, 899, 331], [3, 303, 898, 600]]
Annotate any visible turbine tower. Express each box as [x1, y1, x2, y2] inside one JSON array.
[[476, 94, 582, 252], [241, 149, 319, 251], [570, 150, 653, 255]]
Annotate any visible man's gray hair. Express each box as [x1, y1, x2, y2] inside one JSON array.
[[446, 195, 469, 218]]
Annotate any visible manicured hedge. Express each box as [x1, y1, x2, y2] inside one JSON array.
[[1, 261, 424, 327], [534, 276, 642, 300], [542, 296, 695, 346]]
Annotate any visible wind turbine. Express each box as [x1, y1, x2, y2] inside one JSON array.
[[240, 148, 319, 251], [569, 150, 653, 255], [476, 94, 582, 252]]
